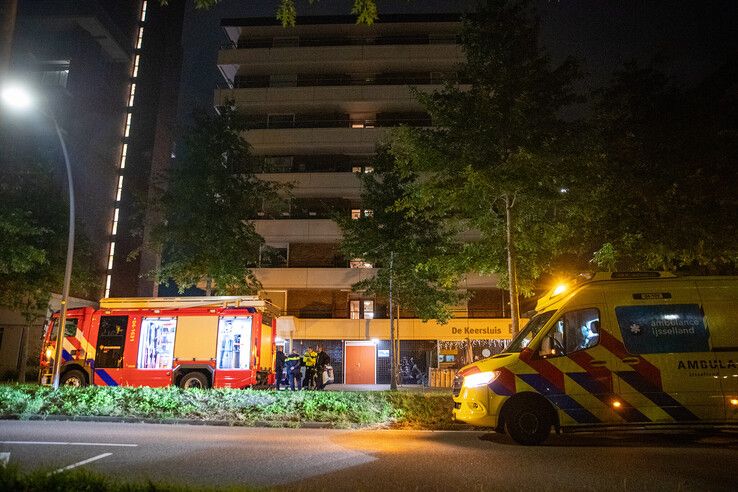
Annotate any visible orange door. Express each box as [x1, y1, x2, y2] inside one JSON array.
[[345, 344, 375, 384]]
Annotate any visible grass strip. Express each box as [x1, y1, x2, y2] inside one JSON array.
[[0, 465, 261, 492], [0, 384, 455, 429]]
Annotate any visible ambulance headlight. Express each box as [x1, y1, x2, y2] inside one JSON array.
[[463, 371, 499, 388]]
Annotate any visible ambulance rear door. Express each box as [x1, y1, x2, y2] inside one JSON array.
[[697, 278, 738, 421]]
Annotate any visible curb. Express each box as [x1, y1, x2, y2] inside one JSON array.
[[1, 414, 341, 429], [0, 414, 472, 431]]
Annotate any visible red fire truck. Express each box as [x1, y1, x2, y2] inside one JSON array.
[[39, 296, 277, 389]]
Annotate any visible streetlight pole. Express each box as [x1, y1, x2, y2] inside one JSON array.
[[50, 115, 75, 389], [389, 251, 397, 390]]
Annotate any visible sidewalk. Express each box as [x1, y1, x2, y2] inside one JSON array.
[[325, 384, 451, 393]]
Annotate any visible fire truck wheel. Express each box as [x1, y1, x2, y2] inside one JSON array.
[[60, 369, 87, 387], [504, 399, 551, 445], [179, 371, 210, 389]]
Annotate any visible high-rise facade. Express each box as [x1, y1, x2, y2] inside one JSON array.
[[0, 0, 185, 376], [215, 15, 512, 384]]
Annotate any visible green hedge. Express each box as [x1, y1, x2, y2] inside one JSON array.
[[0, 465, 256, 492], [0, 385, 455, 429]]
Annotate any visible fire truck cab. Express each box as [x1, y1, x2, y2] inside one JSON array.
[[40, 296, 278, 389]]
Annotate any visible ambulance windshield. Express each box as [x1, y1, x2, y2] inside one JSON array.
[[505, 311, 555, 353]]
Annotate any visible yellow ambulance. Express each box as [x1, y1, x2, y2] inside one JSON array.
[[452, 272, 738, 444]]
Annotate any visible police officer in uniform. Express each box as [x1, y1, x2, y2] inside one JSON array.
[[284, 350, 302, 391]]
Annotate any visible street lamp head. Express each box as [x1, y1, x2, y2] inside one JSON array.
[[1, 83, 35, 112]]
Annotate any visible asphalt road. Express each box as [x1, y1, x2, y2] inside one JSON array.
[[1, 421, 738, 491]]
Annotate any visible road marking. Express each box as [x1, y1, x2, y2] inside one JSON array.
[[50, 453, 112, 474], [0, 452, 9, 467], [0, 441, 137, 447]]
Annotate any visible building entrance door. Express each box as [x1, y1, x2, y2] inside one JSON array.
[[344, 342, 376, 384]]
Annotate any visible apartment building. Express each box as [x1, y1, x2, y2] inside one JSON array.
[[215, 14, 512, 384]]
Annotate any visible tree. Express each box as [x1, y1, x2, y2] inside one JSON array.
[[339, 150, 462, 388], [391, 0, 581, 335], [0, 161, 96, 382], [165, 0, 378, 27], [580, 59, 738, 272], [151, 105, 283, 295], [337, 148, 466, 388], [338, 149, 465, 321]]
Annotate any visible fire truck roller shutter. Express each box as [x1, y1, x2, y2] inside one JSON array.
[[172, 316, 218, 388], [173, 316, 219, 362]]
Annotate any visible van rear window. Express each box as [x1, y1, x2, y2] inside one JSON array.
[[615, 304, 710, 354]]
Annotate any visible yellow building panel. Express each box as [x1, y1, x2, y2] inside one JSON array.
[[291, 317, 522, 341], [173, 316, 218, 361]]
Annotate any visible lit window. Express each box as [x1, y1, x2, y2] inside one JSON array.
[[363, 300, 374, 319], [217, 317, 252, 369], [364, 166, 374, 173], [128, 84, 136, 106], [349, 299, 374, 319], [351, 209, 361, 220], [136, 27, 144, 49], [138, 317, 177, 369], [350, 259, 373, 269], [352, 166, 362, 173], [39, 62, 70, 88]]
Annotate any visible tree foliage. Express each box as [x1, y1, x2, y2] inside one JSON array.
[[151, 105, 283, 294], [390, 0, 581, 331], [581, 59, 738, 272], [163, 0, 378, 27], [0, 162, 96, 321], [336, 149, 465, 322]]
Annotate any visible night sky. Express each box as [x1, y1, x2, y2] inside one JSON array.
[[175, 0, 736, 122]]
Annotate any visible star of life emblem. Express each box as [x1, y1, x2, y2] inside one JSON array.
[[629, 323, 641, 334]]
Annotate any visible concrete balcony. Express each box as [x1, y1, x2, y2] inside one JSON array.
[[253, 267, 378, 290], [254, 267, 498, 290], [254, 219, 343, 243], [257, 172, 361, 197], [215, 84, 439, 114], [218, 44, 463, 75], [246, 127, 386, 154]]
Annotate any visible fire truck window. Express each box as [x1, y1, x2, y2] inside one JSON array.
[[138, 317, 177, 369], [95, 316, 128, 369], [217, 317, 252, 370], [49, 318, 78, 339]]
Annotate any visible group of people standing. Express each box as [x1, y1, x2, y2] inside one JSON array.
[[274, 345, 332, 391]]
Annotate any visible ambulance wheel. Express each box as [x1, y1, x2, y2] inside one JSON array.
[[179, 371, 210, 389], [504, 400, 551, 445], [61, 369, 87, 387]]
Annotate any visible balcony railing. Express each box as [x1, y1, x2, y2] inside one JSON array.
[[230, 34, 460, 50], [233, 72, 458, 89], [245, 115, 432, 130]]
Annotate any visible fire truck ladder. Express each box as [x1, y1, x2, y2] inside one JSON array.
[[99, 296, 275, 311]]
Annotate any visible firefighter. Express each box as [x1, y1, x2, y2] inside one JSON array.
[[302, 346, 318, 389], [284, 350, 302, 391], [275, 347, 286, 390]]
